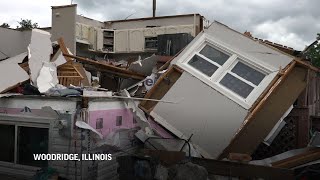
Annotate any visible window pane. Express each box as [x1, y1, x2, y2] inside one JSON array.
[[188, 54, 218, 76], [199, 45, 230, 65], [18, 127, 48, 167], [0, 124, 15, 162], [231, 61, 265, 85], [220, 73, 254, 98]]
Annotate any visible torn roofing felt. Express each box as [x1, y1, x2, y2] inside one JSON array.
[[139, 21, 320, 159]]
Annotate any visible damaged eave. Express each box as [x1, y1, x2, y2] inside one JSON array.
[[63, 53, 146, 80], [218, 59, 319, 159]]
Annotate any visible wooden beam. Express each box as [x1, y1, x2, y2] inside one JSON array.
[[272, 148, 320, 169], [63, 54, 145, 79], [57, 38, 72, 62], [191, 157, 294, 179], [83, 64, 145, 80]]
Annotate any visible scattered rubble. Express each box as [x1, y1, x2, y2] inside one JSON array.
[[0, 4, 319, 180]]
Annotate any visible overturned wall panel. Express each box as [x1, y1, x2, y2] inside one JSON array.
[[151, 72, 248, 158], [220, 65, 308, 158]]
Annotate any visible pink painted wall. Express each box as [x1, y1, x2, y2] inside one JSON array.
[[88, 109, 138, 138]]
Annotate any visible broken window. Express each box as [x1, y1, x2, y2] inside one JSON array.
[[179, 39, 270, 106], [188, 54, 218, 76], [116, 116, 122, 126], [17, 127, 48, 167], [188, 45, 230, 77], [199, 45, 229, 65], [0, 124, 48, 167], [220, 61, 266, 98], [220, 73, 254, 98], [231, 61, 265, 86], [0, 124, 15, 163]]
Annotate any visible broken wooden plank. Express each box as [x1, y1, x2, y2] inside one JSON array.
[[191, 157, 294, 179], [272, 148, 320, 169], [63, 53, 146, 80]]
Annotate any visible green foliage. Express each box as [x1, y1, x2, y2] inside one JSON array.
[[16, 19, 38, 30], [307, 33, 320, 68], [0, 23, 10, 28]]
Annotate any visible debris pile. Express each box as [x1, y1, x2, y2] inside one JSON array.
[[0, 20, 320, 180]]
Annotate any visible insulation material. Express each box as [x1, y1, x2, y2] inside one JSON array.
[[0, 62, 29, 93], [75, 120, 103, 139], [88, 100, 139, 138], [36, 62, 58, 93], [129, 54, 157, 76], [264, 105, 293, 145], [51, 49, 67, 67], [1, 52, 27, 64], [28, 29, 52, 86]]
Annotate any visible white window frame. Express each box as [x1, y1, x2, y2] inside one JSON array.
[[0, 114, 53, 171], [176, 34, 276, 109]]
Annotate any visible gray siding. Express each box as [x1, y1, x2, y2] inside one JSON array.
[[51, 5, 77, 53], [152, 72, 248, 158], [205, 22, 293, 69]]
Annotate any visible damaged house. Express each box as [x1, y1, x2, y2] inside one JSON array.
[[139, 21, 317, 160], [0, 3, 320, 179]]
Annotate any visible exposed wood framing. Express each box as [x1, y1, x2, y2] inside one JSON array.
[[158, 47, 185, 71], [218, 61, 310, 159], [63, 53, 146, 80], [191, 157, 294, 179], [139, 65, 183, 113], [272, 148, 320, 169]]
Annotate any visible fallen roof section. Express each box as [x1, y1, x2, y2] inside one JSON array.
[[0, 61, 29, 93]]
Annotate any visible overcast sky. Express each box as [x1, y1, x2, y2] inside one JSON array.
[[0, 0, 319, 50]]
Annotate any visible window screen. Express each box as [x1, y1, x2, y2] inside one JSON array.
[[220, 73, 254, 98], [188, 54, 218, 76], [199, 45, 230, 65], [231, 61, 265, 85]]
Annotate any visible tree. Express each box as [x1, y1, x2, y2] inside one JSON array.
[[0, 23, 10, 28], [306, 33, 320, 68], [16, 19, 38, 30]]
